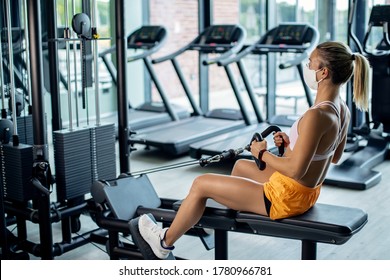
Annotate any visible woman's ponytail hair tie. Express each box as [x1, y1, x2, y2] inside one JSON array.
[[351, 54, 356, 60]]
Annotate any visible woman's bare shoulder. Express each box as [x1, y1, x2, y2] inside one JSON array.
[[300, 107, 334, 129]]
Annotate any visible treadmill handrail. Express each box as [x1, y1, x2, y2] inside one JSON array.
[[152, 25, 247, 65], [127, 48, 159, 62], [362, 5, 390, 56], [218, 24, 319, 67], [100, 48, 159, 84], [151, 37, 200, 64], [363, 22, 390, 56], [99, 45, 115, 57], [99, 25, 168, 60], [100, 44, 162, 62], [348, 0, 365, 55], [384, 22, 390, 48], [217, 43, 258, 66], [279, 51, 309, 70]]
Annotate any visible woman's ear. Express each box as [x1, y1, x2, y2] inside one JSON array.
[[321, 67, 329, 79]]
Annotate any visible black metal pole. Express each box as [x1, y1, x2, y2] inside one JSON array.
[[224, 65, 252, 125], [143, 57, 179, 121], [198, 0, 212, 112], [266, 0, 276, 120], [27, 0, 53, 259], [28, 1, 46, 148], [171, 58, 203, 116], [45, 0, 62, 131], [214, 230, 228, 260], [353, 0, 367, 128], [115, 0, 130, 173], [301, 240, 317, 260], [347, 0, 366, 134], [236, 60, 264, 123], [354, 0, 366, 45]]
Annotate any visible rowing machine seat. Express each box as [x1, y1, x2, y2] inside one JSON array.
[[91, 174, 368, 260], [172, 199, 368, 259], [236, 203, 367, 245]]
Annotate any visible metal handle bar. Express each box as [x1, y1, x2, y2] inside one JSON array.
[[217, 43, 257, 66], [278, 52, 309, 70], [153, 26, 247, 65], [152, 37, 200, 64], [218, 24, 319, 67], [363, 23, 390, 56], [201, 42, 244, 66], [245, 125, 285, 171]]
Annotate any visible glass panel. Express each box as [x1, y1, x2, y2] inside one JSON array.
[[149, 0, 198, 108], [276, 0, 297, 22], [239, 0, 266, 95], [239, 0, 267, 43], [274, 0, 307, 115], [210, 0, 243, 110]]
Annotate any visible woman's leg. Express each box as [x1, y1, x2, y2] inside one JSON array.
[[231, 159, 276, 183], [164, 173, 268, 246]]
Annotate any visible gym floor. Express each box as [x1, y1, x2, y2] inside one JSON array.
[[22, 84, 390, 260]]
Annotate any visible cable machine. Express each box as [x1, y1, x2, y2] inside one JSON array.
[[1, 0, 115, 260]]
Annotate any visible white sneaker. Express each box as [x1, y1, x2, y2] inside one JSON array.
[[138, 214, 173, 259]]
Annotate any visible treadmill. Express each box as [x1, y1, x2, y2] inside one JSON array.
[[100, 25, 189, 131], [129, 24, 254, 156], [189, 23, 319, 159], [324, 4, 390, 190]]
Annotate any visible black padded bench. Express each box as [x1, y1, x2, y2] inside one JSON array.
[[90, 174, 368, 260]]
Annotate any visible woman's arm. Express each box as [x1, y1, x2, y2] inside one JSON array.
[[253, 109, 329, 180]]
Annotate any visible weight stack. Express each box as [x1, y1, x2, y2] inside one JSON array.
[[53, 127, 93, 201], [13, 114, 47, 145], [53, 123, 116, 201], [0, 143, 36, 202], [90, 123, 116, 181], [16, 115, 34, 145]]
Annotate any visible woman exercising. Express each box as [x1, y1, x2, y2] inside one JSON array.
[[138, 41, 370, 259]]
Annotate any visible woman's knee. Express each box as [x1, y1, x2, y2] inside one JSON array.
[[189, 174, 210, 197]]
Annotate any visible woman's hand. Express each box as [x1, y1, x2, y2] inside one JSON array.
[[250, 139, 267, 159], [273, 131, 290, 148]]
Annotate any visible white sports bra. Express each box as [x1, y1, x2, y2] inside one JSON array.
[[288, 100, 346, 161]]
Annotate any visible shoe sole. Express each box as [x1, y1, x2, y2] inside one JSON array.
[[129, 214, 175, 260]]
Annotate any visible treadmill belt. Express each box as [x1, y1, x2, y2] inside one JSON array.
[[130, 116, 246, 155], [102, 105, 189, 133], [324, 165, 382, 190]]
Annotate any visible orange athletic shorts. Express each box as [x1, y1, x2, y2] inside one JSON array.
[[264, 172, 321, 220]]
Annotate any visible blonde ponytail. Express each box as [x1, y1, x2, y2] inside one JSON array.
[[352, 53, 370, 111]]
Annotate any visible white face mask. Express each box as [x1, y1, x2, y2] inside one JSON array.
[[303, 63, 324, 91]]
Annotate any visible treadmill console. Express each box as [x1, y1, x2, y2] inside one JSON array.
[[194, 25, 243, 52], [251, 23, 317, 55], [127, 25, 166, 49], [204, 25, 240, 44], [270, 24, 309, 45]]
